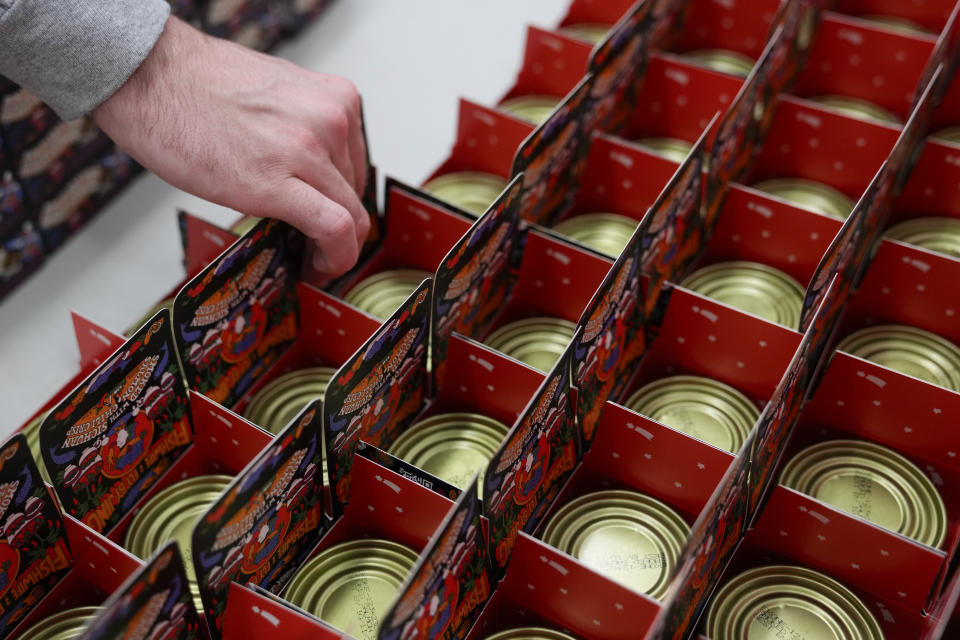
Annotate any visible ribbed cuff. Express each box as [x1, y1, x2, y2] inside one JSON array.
[[0, 0, 171, 120]]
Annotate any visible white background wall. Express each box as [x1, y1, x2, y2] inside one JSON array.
[[0, 0, 568, 435]]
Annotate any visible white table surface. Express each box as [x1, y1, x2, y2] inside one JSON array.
[[0, 0, 568, 436]]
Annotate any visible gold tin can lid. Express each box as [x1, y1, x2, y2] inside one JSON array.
[[885, 216, 960, 259], [836, 324, 960, 392], [231, 215, 262, 236], [680, 261, 805, 328], [624, 375, 759, 453], [126, 298, 174, 336], [244, 366, 337, 434], [753, 178, 855, 220], [124, 475, 234, 612], [705, 565, 883, 640], [553, 212, 638, 258], [781, 439, 947, 547], [861, 14, 932, 35], [17, 606, 99, 640], [484, 317, 578, 372], [484, 628, 578, 640], [541, 489, 690, 599], [284, 538, 419, 640], [558, 23, 610, 44], [23, 412, 51, 484], [931, 126, 960, 145], [635, 137, 694, 164], [422, 171, 508, 216], [342, 269, 431, 321], [388, 412, 509, 493], [499, 95, 561, 125], [808, 94, 902, 125], [682, 49, 756, 77]]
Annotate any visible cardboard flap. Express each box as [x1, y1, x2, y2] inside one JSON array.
[[79, 542, 201, 640], [0, 434, 72, 638], [379, 480, 490, 640], [192, 399, 328, 636], [381, 179, 474, 270], [506, 26, 592, 102], [623, 53, 743, 144], [584, 0, 654, 134], [639, 122, 708, 316], [499, 534, 661, 640], [748, 277, 846, 518], [71, 311, 127, 372], [511, 76, 594, 225], [435, 100, 534, 180], [804, 350, 960, 472], [172, 219, 304, 409], [177, 210, 238, 280], [483, 329, 581, 575], [794, 12, 936, 121], [588, 403, 735, 516], [431, 175, 523, 389], [295, 282, 383, 365], [342, 452, 455, 552], [559, 0, 638, 28], [924, 1, 960, 105], [222, 582, 341, 640], [573, 224, 644, 448], [63, 515, 142, 595], [39, 312, 194, 534], [748, 486, 945, 610], [674, 0, 785, 58], [324, 280, 432, 512], [835, 0, 955, 34]]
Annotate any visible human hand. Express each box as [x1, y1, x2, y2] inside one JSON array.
[[93, 16, 370, 277]]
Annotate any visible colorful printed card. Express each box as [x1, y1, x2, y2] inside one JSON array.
[[0, 434, 72, 638], [324, 279, 432, 513], [38, 312, 193, 534], [80, 542, 201, 640], [192, 399, 328, 638], [379, 479, 490, 640], [431, 175, 522, 390], [483, 328, 581, 576], [172, 219, 304, 408], [511, 77, 593, 226], [573, 226, 645, 448]]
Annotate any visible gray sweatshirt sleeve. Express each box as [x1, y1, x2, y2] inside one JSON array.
[[0, 0, 171, 121]]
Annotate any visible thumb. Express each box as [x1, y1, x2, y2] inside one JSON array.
[[266, 177, 361, 277]]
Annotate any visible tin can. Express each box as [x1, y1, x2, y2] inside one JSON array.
[[682, 49, 755, 77], [284, 538, 419, 640], [780, 439, 946, 547], [126, 298, 174, 336], [422, 172, 508, 216], [635, 137, 693, 164], [342, 269, 431, 321], [861, 14, 932, 35], [624, 375, 759, 453], [885, 216, 960, 259], [705, 565, 883, 640], [499, 95, 561, 125], [540, 490, 690, 599], [836, 324, 960, 392], [484, 628, 577, 640], [809, 94, 902, 124], [752, 178, 855, 220], [484, 317, 578, 372], [18, 606, 100, 640], [552, 212, 638, 258], [559, 23, 610, 44], [931, 126, 960, 145], [124, 475, 234, 612], [244, 367, 337, 435], [680, 261, 805, 328], [231, 215, 261, 236], [388, 412, 509, 493], [22, 412, 51, 484]]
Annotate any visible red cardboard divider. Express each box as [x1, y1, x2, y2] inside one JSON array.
[[222, 583, 339, 640], [179, 210, 239, 280], [670, 0, 785, 60], [468, 534, 660, 640], [500, 26, 592, 107], [834, 0, 957, 34], [558, 0, 639, 33]]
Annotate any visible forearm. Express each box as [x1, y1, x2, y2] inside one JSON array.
[[0, 0, 170, 120]]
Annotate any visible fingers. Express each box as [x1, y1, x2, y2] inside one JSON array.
[[347, 112, 368, 196], [296, 156, 370, 246], [267, 177, 360, 276]]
